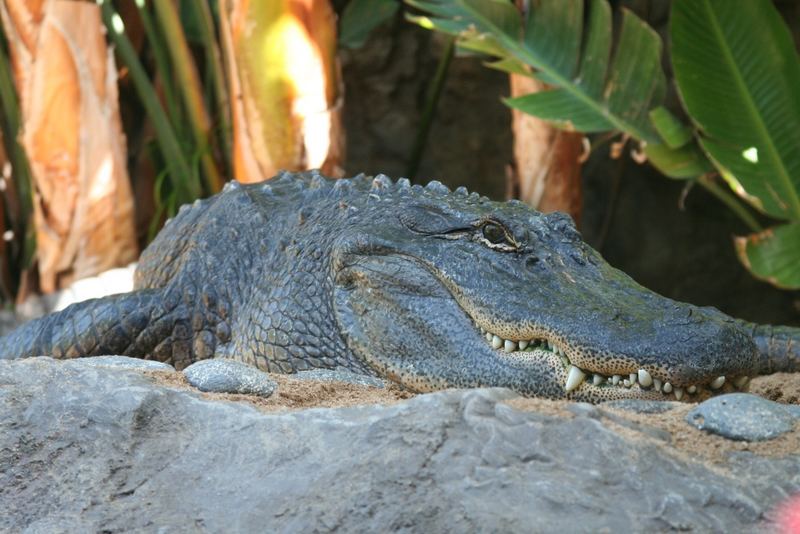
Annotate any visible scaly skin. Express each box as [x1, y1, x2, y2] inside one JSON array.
[[0, 172, 797, 402]]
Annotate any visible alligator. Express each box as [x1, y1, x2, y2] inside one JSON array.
[[1, 171, 798, 402]]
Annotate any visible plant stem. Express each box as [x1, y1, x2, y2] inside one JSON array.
[[192, 0, 233, 180], [0, 26, 35, 279], [99, 0, 200, 202], [134, 0, 181, 125], [697, 174, 762, 233], [407, 37, 455, 182], [152, 0, 222, 193]]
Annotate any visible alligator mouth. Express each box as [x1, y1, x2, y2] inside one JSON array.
[[476, 323, 751, 401]]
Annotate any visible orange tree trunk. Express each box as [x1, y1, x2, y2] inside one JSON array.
[[0, 0, 137, 293], [219, 0, 344, 183], [508, 74, 584, 225]]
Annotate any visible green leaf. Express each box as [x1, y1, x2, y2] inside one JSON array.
[[484, 57, 533, 77], [649, 107, 693, 149], [340, 0, 399, 49], [671, 0, 800, 221], [735, 222, 800, 289], [645, 142, 714, 179], [406, 0, 667, 142]]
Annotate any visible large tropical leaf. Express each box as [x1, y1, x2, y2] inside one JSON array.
[[671, 0, 800, 221], [736, 222, 800, 289], [406, 0, 666, 142]]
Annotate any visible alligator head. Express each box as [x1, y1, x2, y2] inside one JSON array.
[[332, 176, 759, 401]]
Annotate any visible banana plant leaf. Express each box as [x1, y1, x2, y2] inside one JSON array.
[[671, 0, 800, 221], [736, 222, 800, 289], [405, 0, 666, 142], [671, 0, 800, 288]]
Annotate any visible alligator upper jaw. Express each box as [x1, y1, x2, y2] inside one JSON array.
[[473, 324, 754, 401]]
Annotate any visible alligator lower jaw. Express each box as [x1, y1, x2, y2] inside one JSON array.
[[478, 326, 751, 401]]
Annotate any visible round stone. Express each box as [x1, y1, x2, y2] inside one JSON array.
[[183, 359, 277, 397], [685, 393, 796, 441]]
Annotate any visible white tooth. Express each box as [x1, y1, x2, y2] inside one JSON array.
[[623, 379, 631, 388], [611, 375, 621, 386], [653, 378, 662, 391], [732, 376, 750, 389], [559, 355, 570, 367], [637, 369, 653, 387], [486, 332, 493, 342], [565, 365, 586, 393], [674, 387, 684, 401], [709, 376, 725, 390], [663, 382, 673, 393], [687, 385, 697, 394], [492, 335, 503, 350], [504, 339, 517, 353], [518, 340, 529, 350], [629, 373, 638, 384], [592, 374, 604, 386]]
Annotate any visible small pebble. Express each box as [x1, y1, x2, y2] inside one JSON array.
[[294, 368, 386, 388], [686, 393, 796, 441], [183, 359, 277, 397], [80, 356, 175, 371]]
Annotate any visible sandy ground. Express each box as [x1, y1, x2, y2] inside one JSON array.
[[147, 370, 800, 465]]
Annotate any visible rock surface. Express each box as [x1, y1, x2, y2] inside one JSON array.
[[687, 393, 797, 441], [2, 358, 799, 532]]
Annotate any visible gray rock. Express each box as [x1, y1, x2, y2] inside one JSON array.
[[686, 393, 796, 441], [183, 358, 277, 397], [604, 399, 680, 414], [2, 358, 798, 532], [294, 368, 387, 388], [786, 404, 800, 419], [80, 355, 175, 371]]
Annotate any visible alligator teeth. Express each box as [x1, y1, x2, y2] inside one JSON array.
[[491, 335, 503, 350], [637, 369, 653, 387], [732, 376, 749, 389], [565, 365, 586, 392], [478, 327, 728, 399]]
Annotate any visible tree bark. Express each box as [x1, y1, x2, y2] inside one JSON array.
[[0, 0, 137, 293], [219, 0, 344, 183], [508, 73, 584, 224]]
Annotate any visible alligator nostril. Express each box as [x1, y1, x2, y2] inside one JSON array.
[[525, 256, 540, 270]]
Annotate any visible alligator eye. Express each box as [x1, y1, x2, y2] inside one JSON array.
[[478, 221, 518, 251], [482, 222, 507, 244]]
